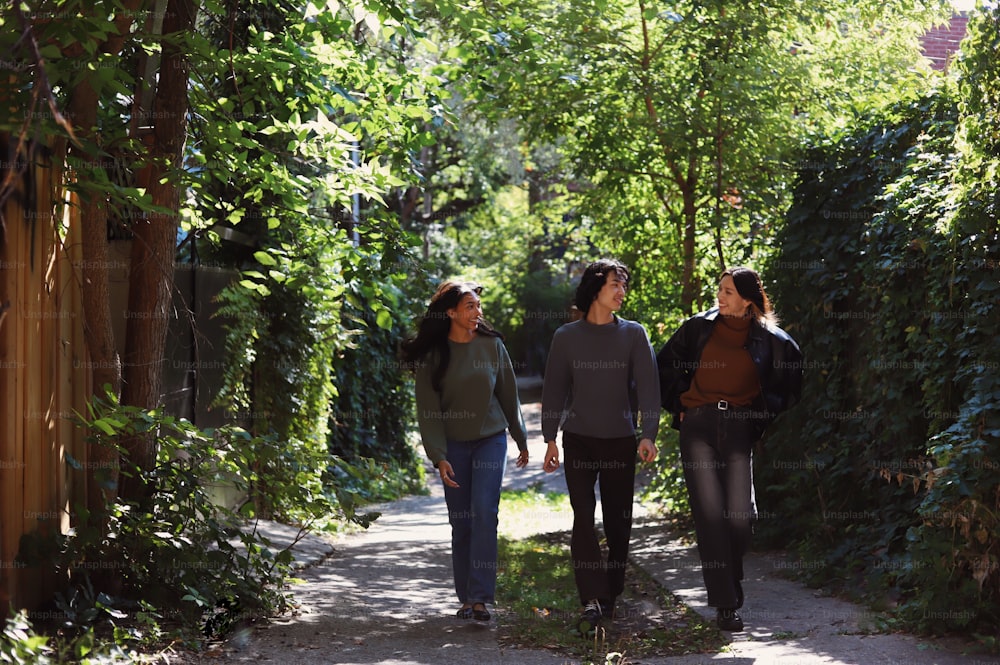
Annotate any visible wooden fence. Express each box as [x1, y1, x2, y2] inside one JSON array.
[[0, 136, 91, 611], [0, 133, 244, 612]]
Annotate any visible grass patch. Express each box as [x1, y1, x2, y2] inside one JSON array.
[[496, 530, 728, 663], [499, 484, 572, 538], [500, 484, 571, 512]]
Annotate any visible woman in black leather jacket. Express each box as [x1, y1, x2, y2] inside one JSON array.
[[656, 267, 803, 632]]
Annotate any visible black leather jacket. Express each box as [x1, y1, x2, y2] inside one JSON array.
[[656, 308, 803, 434]]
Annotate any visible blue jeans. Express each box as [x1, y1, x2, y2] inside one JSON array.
[[444, 431, 508, 604]]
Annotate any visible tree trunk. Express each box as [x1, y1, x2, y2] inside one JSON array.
[[67, 67, 123, 515], [639, 19, 701, 316], [119, 0, 199, 501], [681, 185, 698, 314], [58, 0, 146, 514]]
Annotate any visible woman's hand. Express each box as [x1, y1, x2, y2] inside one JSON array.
[[515, 449, 529, 468], [638, 438, 658, 463], [543, 440, 560, 473], [437, 460, 460, 488]]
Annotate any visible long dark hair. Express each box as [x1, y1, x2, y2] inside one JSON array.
[[721, 266, 778, 326], [574, 259, 630, 314], [400, 281, 501, 393]]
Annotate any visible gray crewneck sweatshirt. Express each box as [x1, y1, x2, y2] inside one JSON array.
[[541, 315, 660, 442]]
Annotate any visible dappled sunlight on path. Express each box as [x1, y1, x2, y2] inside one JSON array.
[[174, 397, 999, 665]]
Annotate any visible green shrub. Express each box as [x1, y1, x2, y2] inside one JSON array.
[[328, 296, 418, 466], [214, 277, 336, 521], [17, 390, 325, 650], [759, 65, 1000, 638], [0, 609, 52, 664]]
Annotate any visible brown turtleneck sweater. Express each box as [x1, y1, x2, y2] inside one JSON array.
[[680, 315, 760, 409]]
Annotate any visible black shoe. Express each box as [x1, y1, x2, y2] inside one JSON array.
[[735, 581, 744, 609], [599, 597, 616, 620], [717, 608, 744, 632], [577, 599, 603, 635], [471, 603, 491, 622], [456, 606, 473, 620]]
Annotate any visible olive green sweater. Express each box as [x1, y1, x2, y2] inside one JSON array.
[[415, 334, 528, 466]]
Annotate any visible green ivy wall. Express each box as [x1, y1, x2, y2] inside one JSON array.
[[758, 9, 1000, 635]]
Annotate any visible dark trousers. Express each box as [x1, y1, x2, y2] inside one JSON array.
[[562, 431, 638, 606], [679, 405, 756, 609]]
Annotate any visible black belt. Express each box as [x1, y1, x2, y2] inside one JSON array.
[[688, 400, 750, 413]]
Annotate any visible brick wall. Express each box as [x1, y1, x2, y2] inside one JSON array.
[[921, 14, 969, 70]]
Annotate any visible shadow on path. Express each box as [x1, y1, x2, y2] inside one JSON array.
[[177, 397, 999, 665]]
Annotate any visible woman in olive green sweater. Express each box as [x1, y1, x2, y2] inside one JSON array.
[[401, 281, 529, 622]]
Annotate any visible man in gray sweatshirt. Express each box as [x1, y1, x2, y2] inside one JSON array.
[[541, 259, 660, 633]]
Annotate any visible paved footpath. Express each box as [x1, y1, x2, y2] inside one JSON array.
[[176, 401, 999, 665]]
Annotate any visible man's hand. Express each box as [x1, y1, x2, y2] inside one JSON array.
[[638, 438, 657, 463], [543, 441, 560, 473]]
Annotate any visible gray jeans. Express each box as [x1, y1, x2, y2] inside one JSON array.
[[679, 403, 757, 609]]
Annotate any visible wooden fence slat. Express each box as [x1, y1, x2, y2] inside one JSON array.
[[0, 171, 19, 609], [0, 139, 88, 609], [1, 157, 26, 607]]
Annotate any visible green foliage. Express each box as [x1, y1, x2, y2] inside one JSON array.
[[328, 456, 425, 516], [2, 0, 436, 512], [16, 390, 338, 651], [184, 0, 426, 233], [213, 220, 430, 512], [0, 1, 189, 232], [758, 60, 1000, 636], [328, 281, 417, 463], [0, 606, 150, 664], [214, 257, 338, 521], [189, 0, 437, 506], [424, 185, 590, 373], [641, 423, 689, 515], [0, 610, 53, 664], [899, 4, 1000, 639], [421, 0, 948, 313]]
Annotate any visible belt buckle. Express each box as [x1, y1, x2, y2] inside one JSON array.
[[717, 400, 729, 410]]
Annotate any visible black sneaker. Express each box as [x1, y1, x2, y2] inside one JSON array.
[[735, 580, 744, 609], [577, 599, 603, 635], [717, 608, 744, 632], [599, 597, 616, 620], [471, 603, 491, 622]]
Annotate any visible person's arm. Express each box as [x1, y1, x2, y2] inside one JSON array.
[[632, 324, 661, 462], [541, 328, 570, 472], [655, 320, 695, 429], [415, 358, 454, 484], [544, 440, 560, 472], [494, 339, 529, 468], [775, 331, 804, 412]]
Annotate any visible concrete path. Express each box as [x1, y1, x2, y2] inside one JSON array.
[[174, 400, 999, 665]]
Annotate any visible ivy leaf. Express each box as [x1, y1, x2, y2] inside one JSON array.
[[253, 251, 279, 266], [92, 419, 116, 435]]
